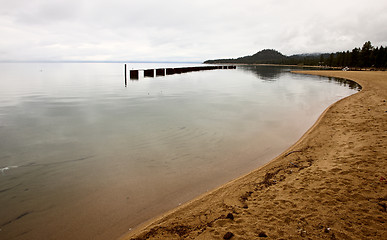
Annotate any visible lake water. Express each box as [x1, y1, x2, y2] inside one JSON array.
[[0, 63, 359, 240]]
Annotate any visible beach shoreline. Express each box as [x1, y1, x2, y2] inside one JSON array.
[[121, 71, 387, 240]]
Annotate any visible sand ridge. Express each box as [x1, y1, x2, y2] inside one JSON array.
[[121, 71, 387, 240]]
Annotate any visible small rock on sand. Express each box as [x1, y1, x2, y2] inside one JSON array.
[[226, 213, 234, 220], [223, 232, 234, 239]]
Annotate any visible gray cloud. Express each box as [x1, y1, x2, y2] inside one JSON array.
[[0, 0, 386, 62]]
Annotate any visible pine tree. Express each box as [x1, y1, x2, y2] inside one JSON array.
[[319, 54, 325, 65], [328, 53, 334, 66], [350, 48, 360, 67], [360, 41, 374, 67]]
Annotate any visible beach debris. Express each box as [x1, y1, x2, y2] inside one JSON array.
[[284, 150, 302, 157], [239, 191, 253, 208], [0, 166, 18, 174], [377, 202, 386, 212], [223, 231, 234, 239], [379, 176, 387, 183], [258, 231, 268, 237], [239, 191, 253, 205], [290, 162, 299, 167], [324, 227, 331, 233], [260, 170, 281, 187], [226, 213, 234, 220], [170, 225, 190, 237], [299, 229, 307, 237], [1, 211, 32, 228]]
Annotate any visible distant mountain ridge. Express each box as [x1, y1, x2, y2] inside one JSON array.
[[203, 49, 340, 66], [204, 49, 288, 64]]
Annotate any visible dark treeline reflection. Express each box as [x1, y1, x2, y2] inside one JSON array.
[[238, 65, 361, 90], [238, 65, 293, 81], [328, 77, 362, 90]]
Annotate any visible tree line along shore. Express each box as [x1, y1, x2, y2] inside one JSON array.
[[204, 41, 387, 70]]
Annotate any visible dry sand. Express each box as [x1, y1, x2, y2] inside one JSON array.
[[121, 71, 387, 240]]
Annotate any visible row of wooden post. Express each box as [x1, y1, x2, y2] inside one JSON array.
[[124, 65, 236, 85]]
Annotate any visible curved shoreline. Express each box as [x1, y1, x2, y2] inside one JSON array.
[[121, 71, 387, 240]]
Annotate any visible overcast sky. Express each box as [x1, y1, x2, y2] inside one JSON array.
[[1, 0, 386, 62]]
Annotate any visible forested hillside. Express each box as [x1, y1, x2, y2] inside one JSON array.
[[204, 41, 387, 69]]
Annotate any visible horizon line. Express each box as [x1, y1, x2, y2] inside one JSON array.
[[0, 60, 204, 64]]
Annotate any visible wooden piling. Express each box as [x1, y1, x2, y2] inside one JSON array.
[[130, 70, 139, 79], [144, 69, 154, 78], [156, 68, 165, 76], [124, 64, 127, 86], [166, 68, 175, 75]]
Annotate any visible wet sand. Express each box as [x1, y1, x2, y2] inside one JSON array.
[[121, 71, 387, 240]]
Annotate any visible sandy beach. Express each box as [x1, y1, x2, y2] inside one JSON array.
[[121, 71, 387, 240]]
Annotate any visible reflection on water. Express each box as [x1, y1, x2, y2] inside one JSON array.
[[239, 65, 361, 90], [0, 63, 359, 240], [238, 65, 288, 80], [327, 77, 362, 90]]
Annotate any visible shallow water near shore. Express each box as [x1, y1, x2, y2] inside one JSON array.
[[0, 63, 359, 240]]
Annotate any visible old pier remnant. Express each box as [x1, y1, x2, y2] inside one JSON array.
[[124, 65, 236, 84]]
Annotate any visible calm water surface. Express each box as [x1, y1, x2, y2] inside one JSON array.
[[0, 63, 359, 239]]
